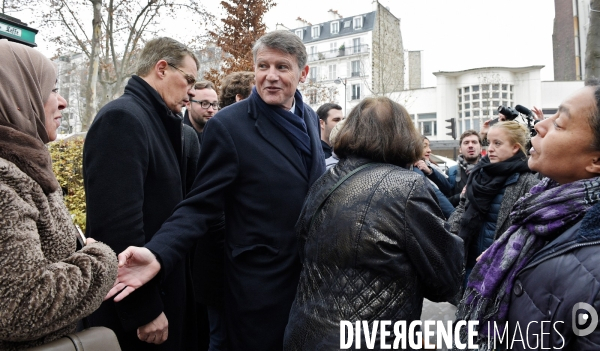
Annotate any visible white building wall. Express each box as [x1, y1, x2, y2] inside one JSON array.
[[540, 80, 585, 111]]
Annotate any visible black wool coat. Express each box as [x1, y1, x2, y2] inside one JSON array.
[[145, 94, 326, 351], [83, 76, 198, 350]]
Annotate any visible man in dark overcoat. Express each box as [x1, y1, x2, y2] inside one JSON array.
[[83, 37, 200, 350], [104, 30, 326, 351]]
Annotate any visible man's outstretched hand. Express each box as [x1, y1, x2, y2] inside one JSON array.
[[104, 247, 162, 302]]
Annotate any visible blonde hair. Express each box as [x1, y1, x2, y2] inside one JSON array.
[[490, 121, 529, 154]]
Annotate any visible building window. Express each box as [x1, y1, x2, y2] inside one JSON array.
[[311, 25, 320, 38], [422, 121, 434, 136], [307, 89, 317, 104], [353, 38, 361, 53], [474, 110, 480, 116], [309, 66, 317, 82], [418, 113, 437, 136], [502, 84, 508, 90], [482, 93, 489, 99], [492, 92, 499, 98], [472, 85, 479, 92], [351, 60, 361, 77], [351, 84, 361, 100], [482, 84, 489, 91], [464, 87, 470, 93], [353, 16, 363, 29], [309, 46, 317, 61], [331, 21, 339, 34], [330, 42, 337, 53], [465, 103, 470, 109], [295, 29, 303, 40], [464, 95, 470, 101], [328, 64, 336, 80], [492, 84, 499, 90], [473, 93, 479, 100]]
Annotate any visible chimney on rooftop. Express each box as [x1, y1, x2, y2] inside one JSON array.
[[328, 9, 343, 20], [295, 17, 311, 27]]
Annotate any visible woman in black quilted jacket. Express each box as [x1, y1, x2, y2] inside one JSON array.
[[283, 96, 464, 350]]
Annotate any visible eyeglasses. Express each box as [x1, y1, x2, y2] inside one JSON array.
[[167, 62, 196, 88], [190, 99, 219, 110]]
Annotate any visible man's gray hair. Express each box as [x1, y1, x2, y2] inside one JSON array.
[[136, 37, 199, 77], [252, 30, 308, 69]]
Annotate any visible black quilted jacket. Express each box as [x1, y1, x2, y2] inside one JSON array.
[[283, 157, 464, 350]]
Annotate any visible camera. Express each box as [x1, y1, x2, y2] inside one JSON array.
[[497, 105, 519, 120]]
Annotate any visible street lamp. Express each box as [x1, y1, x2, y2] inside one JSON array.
[[334, 77, 347, 115]]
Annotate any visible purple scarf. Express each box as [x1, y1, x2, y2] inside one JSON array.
[[454, 176, 600, 350]]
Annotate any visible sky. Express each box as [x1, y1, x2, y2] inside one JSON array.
[[16, 0, 557, 88]]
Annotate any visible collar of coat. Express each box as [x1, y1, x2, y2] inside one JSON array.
[[0, 125, 59, 194]]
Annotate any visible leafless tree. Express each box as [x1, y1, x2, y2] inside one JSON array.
[[40, 0, 212, 129]]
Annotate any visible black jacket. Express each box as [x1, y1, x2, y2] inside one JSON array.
[[83, 76, 198, 350], [283, 157, 464, 350], [145, 94, 326, 350], [447, 164, 468, 207], [506, 201, 600, 350]]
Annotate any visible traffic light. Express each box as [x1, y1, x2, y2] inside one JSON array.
[[446, 118, 456, 140]]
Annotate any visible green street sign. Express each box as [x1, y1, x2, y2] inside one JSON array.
[[0, 15, 38, 47]]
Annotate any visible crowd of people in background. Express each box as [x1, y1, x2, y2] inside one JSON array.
[[1, 28, 600, 351]]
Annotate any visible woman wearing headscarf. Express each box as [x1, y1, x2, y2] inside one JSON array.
[[0, 39, 117, 350], [448, 121, 539, 286], [454, 82, 600, 350], [283, 97, 464, 349]]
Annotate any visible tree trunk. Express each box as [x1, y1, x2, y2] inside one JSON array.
[[586, 0, 600, 80], [83, 0, 101, 130]]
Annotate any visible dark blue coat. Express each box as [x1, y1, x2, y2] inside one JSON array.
[[84, 76, 198, 350], [507, 201, 600, 350], [145, 94, 326, 351]]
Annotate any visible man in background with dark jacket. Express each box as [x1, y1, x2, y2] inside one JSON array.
[[184, 80, 219, 143], [316, 102, 343, 158], [447, 130, 482, 206], [83, 37, 199, 350]]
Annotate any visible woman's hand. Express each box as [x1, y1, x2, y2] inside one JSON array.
[[414, 160, 432, 175], [480, 119, 493, 139], [532, 106, 544, 121]]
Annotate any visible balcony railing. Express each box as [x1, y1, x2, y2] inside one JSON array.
[[307, 44, 370, 62]]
